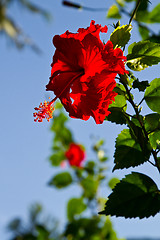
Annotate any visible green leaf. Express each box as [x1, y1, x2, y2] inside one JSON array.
[[145, 113, 160, 149], [64, 217, 100, 238], [132, 79, 149, 92], [106, 107, 127, 125], [107, 89, 127, 120], [144, 113, 160, 133], [116, 0, 125, 7], [48, 172, 72, 188], [36, 225, 50, 240], [107, 4, 121, 19], [113, 129, 150, 170], [127, 41, 160, 71], [148, 34, 160, 44], [112, 89, 127, 109], [138, 25, 149, 40], [99, 172, 160, 218], [144, 78, 160, 114], [51, 112, 73, 147], [138, 0, 149, 11], [113, 84, 127, 97], [149, 131, 160, 149], [106, 92, 127, 125], [108, 178, 120, 189], [67, 198, 86, 221], [49, 151, 65, 166], [81, 176, 98, 199], [84, 161, 95, 175], [149, 3, 160, 23], [110, 24, 132, 48]]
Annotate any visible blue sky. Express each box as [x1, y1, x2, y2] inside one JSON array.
[[1, 0, 160, 239]]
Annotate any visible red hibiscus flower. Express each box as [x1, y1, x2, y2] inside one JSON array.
[[65, 143, 85, 167], [34, 20, 128, 124]]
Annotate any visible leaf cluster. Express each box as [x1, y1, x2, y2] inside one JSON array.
[[107, 0, 160, 44], [47, 106, 122, 240], [101, 22, 160, 219]]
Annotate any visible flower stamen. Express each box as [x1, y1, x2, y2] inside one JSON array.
[[33, 99, 55, 122]]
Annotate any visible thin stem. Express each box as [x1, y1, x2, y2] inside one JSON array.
[[125, 112, 136, 118], [138, 97, 144, 107], [148, 160, 156, 167], [129, 0, 141, 24], [121, 8, 156, 35]]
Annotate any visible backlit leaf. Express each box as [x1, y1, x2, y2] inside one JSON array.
[[127, 41, 160, 71], [149, 3, 160, 23], [144, 113, 160, 133], [107, 5, 121, 19], [108, 178, 120, 189], [110, 24, 132, 48], [106, 91, 127, 125], [144, 78, 160, 114]]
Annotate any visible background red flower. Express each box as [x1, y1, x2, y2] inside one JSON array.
[[65, 143, 85, 167]]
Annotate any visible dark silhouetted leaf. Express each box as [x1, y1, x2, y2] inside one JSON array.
[[113, 129, 150, 170], [106, 107, 127, 125], [99, 172, 160, 218], [132, 79, 149, 91]]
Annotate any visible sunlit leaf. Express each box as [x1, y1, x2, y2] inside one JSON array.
[[116, 0, 125, 7], [127, 41, 160, 71], [107, 4, 121, 19], [108, 178, 120, 189]]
